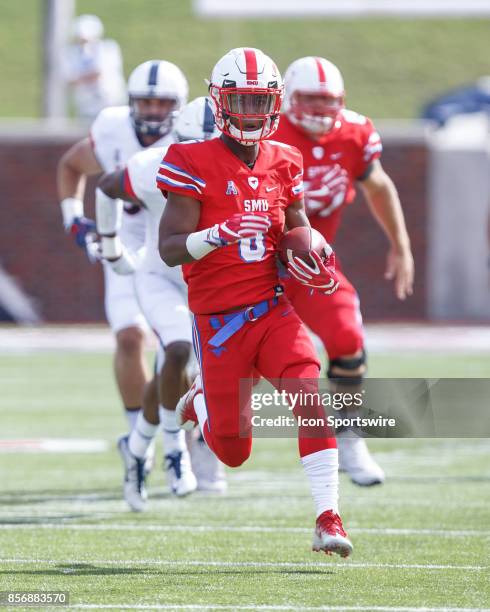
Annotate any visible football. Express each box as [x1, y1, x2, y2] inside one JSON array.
[[278, 226, 332, 266]]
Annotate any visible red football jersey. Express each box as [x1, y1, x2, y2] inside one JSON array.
[[157, 137, 304, 314], [273, 110, 382, 243]]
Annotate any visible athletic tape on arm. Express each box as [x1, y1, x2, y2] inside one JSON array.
[[95, 187, 123, 235], [185, 228, 218, 260]]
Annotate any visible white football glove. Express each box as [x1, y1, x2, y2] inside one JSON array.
[[85, 233, 102, 264]]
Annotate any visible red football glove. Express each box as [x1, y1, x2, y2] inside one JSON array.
[[206, 213, 271, 247], [287, 250, 340, 295], [305, 164, 349, 217]]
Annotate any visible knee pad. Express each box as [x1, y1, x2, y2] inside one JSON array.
[[327, 349, 366, 386]]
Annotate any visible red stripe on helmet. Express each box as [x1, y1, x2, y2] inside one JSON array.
[[244, 49, 258, 81], [315, 57, 327, 85]]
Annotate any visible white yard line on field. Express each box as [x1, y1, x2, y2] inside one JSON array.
[[0, 558, 486, 571], [0, 438, 108, 453], [1, 494, 489, 511], [67, 605, 490, 612], [2, 323, 490, 354], [0, 523, 488, 539]]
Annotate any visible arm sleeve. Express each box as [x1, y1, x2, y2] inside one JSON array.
[[127, 147, 168, 202], [89, 109, 110, 170], [156, 144, 206, 199], [354, 118, 383, 180]]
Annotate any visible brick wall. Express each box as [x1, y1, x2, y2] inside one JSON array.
[[0, 127, 105, 322], [0, 124, 428, 322], [335, 140, 427, 320]]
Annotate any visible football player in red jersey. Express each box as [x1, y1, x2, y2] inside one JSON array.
[[158, 48, 353, 557], [274, 56, 415, 486]]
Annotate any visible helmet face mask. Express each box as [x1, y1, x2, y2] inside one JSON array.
[[289, 91, 344, 136], [130, 96, 179, 137], [210, 85, 282, 146], [222, 90, 279, 115], [127, 60, 189, 139], [284, 57, 345, 137], [208, 48, 284, 146]]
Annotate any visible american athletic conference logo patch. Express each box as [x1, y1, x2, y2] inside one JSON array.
[[226, 180, 238, 195]]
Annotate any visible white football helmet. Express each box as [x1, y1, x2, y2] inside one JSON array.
[[128, 60, 189, 138], [208, 47, 283, 146], [174, 96, 219, 142], [284, 57, 345, 136]]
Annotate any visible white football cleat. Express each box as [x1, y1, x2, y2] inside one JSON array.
[[144, 439, 156, 477], [189, 433, 227, 494], [164, 449, 197, 497], [337, 434, 385, 486], [312, 510, 353, 558], [117, 434, 147, 512]]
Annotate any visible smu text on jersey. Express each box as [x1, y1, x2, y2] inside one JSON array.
[[243, 199, 269, 212]]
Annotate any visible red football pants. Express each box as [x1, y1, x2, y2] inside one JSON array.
[[283, 270, 364, 361], [192, 299, 336, 468]]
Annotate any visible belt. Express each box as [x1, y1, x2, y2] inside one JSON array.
[[208, 297, 279, 349]]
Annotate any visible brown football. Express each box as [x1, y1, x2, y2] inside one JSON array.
[[278, 226, 331, 266]]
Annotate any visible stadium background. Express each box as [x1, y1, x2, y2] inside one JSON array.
[[0, 0, 489, 322]]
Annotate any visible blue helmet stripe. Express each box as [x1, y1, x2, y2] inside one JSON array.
[[148, 62, 159, 86], [203, 98, 215, 134]]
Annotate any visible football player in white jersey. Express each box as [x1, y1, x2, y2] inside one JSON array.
[[57, 60, 188, 449], [96, 97, 226, 511]]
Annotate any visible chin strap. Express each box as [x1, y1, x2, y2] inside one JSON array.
[[224, 114, 279, 145]]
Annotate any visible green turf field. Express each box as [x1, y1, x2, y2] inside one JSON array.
[[1, 0, 489, 119], [0, 350, 489, 610]]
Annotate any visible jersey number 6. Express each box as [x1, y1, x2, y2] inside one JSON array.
[[239, 234, 266, 263]]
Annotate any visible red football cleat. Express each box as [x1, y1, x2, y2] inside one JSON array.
[[312, 510, 353, 558], [176, 375, 202, 431]]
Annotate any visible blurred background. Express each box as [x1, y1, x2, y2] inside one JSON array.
[[0, 0, 489, 325], [1, 4, 489, 607]]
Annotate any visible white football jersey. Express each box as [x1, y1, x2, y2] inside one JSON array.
[[126, 146, 185, 287], [90, 106, 175, 249], [90, 106, 175, 171], [63, 40, 126, 120]]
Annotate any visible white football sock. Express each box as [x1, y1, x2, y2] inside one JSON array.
[[301, 448, 339, 516], [194, 393, 209, 434], [128, 411, 159, 459], [125, 407, 140, 431], [160, 406, 186, 454]]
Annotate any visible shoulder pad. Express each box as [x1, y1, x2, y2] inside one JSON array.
[[340, 109, 368, 126]]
